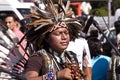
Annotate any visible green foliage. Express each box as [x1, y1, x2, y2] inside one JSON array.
[[90, 7, 108, 16], [112, 0, 120, 9], [90, 1, 108, 16], [90, 0, 120, 16], [112, 0, 120, 15]]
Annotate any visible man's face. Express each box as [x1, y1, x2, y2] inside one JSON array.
[[5, 16, 16, 30], [46, 27, 70, 53]]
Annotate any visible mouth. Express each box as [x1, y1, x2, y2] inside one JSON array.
[[60, 42, 69, 46]]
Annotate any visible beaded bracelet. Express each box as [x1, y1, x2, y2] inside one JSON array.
[[42, 71, 58, 80]]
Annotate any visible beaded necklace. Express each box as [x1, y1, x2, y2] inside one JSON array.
[[38, 49, 57, 80]]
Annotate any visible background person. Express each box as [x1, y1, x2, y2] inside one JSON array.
[[80, 1, 92, 19], [67, 31, 92, 80], [114, 18, 120, 50], [0, 19, 25, 80], [5, 14, 28, 59], [87, 38, 111, 80]]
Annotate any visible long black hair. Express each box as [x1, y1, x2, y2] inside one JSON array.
[[88, 38, 103, 58]]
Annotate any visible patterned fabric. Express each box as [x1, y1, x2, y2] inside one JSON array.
[[49, 22, 68, 33], [25, 49, 80, 77], [107, 54, 120, 80]]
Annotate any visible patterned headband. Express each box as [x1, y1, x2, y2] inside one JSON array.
[[49, 22, 68, 32]]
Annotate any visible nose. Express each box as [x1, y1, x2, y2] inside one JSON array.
[[6, 23, 9, 26], [61, 33, 67, 40]]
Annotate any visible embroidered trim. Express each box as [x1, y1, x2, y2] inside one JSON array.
[[38, 49, 57, 80], [49, 22, 68, 32]]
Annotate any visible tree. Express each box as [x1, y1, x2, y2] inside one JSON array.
[[90, 0, 120, 16], [111, 0, 120, 15]]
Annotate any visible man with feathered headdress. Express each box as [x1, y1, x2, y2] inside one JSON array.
[[24, 0, 90, 80]]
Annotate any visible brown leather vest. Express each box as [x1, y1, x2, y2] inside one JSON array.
[[38, 50, 79, 76]]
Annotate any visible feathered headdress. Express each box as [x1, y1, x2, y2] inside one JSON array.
[[25, 0, 84, 51]]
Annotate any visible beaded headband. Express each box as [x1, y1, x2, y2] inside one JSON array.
[[49, 22, 68, 32]]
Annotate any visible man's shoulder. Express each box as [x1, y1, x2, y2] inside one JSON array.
[[76, 37, 87, 42], [29, 54, 42, 59], [98, 55, 111, 62]]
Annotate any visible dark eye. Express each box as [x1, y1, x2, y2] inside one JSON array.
[[54, 32, 60, 35], [65, 31, 69, 34]]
